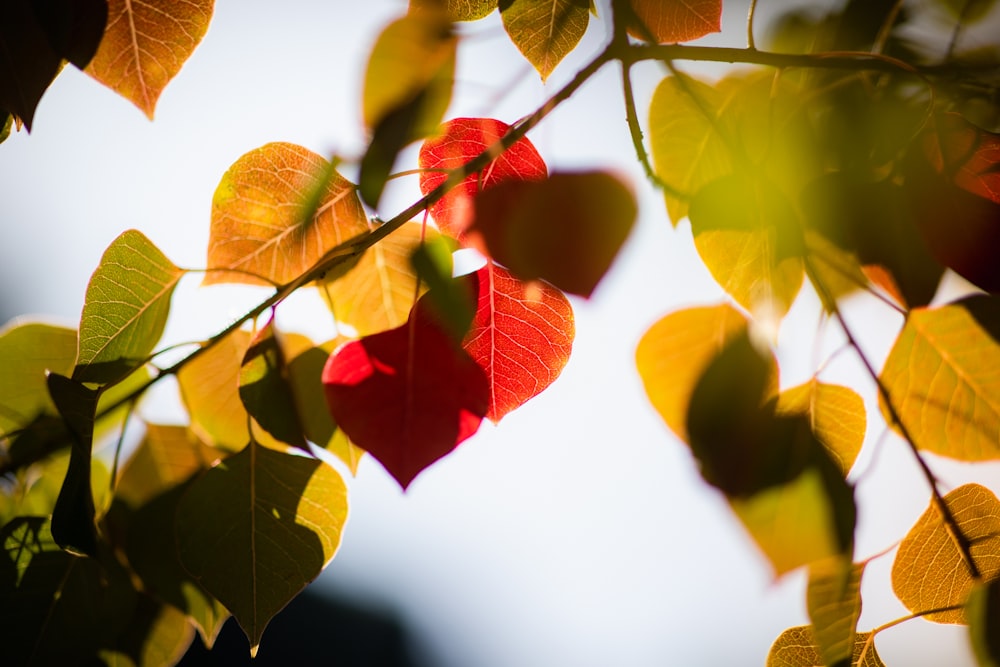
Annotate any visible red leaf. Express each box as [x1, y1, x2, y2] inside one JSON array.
[[926, 113, 1000, 205], [322, 296, 489, 489], [418, 117, 547, 238], [464, 263, 574, 422], [468, 171, 637, 297], [627, 0, 722, 44]]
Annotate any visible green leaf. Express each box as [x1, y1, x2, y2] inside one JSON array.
[[0, 320, 76, 435], [0, 111, 13, 143], [98, 593, 196, 667], [880, 295, 1000, 461], [73, 230, 184, 385], [500, 0, 590, 81], [47, 373, 100, 558], [767, 626, 885, 667], [175, 442, 348, 656], [410, 236, 475, 342], [968, 577, 1000, 667], [806, 558, 866, 667]]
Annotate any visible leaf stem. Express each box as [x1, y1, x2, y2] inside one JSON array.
[[619, 61, 683, 198], [856, 603, 965, 663]]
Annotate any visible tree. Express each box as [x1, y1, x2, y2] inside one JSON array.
[[2, 0, 1000, 664]]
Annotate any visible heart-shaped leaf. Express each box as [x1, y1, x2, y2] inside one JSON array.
[[626, 0, 722, 43], [500, 0, 591, 81], [767, 626, 885, 667]]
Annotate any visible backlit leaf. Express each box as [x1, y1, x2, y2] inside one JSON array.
[[177, 329, 252, 451], [114, 423, 219, 509], [767, 626, 885, 667], [411, 235, 476, 341], [500, 0, 590, 81], [418, 117, 547, 238], [806, 558, 866, 666], [0, 320, 76, 435], [776, 381, 866, 476], [635, 303, 752, 442], [463, 263, 574, 422], [323, 294, 489, 489], [468, 170, 637, 297], [320, 221, 435, 336], [85, 0, 213, 118], [98, 593, 195, 667], [206, 143, 368, 287], [73, 229, 183, 385], [409, 0, 498, 20], [47, 373, 100, 558], [176, 442, 348, 656], [926, 113, 1000, 205], [968, 577, 1000, 667], [891, 483, 1000, 623], [880, 295, 1000, 461], [626, 0, 722, 43]]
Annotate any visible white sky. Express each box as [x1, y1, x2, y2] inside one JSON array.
[[1, 1, 996, 665]]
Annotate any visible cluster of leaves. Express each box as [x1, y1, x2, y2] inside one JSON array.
[[3, 0, 1000, 664]]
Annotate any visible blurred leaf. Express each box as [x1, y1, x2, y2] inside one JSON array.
[[409, 0, 498, 20], [775, 381, 866, 476], [880, 295, 1000, 461], [0, 320, 76, 435], [114, 423, 219, 509], [499, 0, 590, 81], [625, 0, 721, 43], [0, 448, 110, 530], [806, 558, 866, 666], [98, 593, 195, 667], [891, 483, 1000, 623], [968, 577, 1000, 667], [320, 221, 436, 335], [767, 626, 885, 666], [932, 0, 998, 23], [47, 373, 100, 558], [176, 442, 348, 656], [419, 117, 547, 238], [177, 329, 252, 451], [360, 10, 456, 206], [463, 263, 574, 421], [411, 235, 476, 342], [323, 294, 488, 489], [206, 142, 368, 287], [73, 230, 183, 385], [93, 364, 152, 445], [0, 111, 12, 142], [469, 170, 637, 297], [85, 0, 213, 118]]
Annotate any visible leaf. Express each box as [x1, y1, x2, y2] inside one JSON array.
[[320, 221, 436, 336], [968, 577, 1000, 667], [806, 559, 866, 666], [114, 423, 219, 509], [177, 329, 252, 451], [0, 320, 76, 435], [767, 626, 885, 667], [468, 171, 637, 297], [73, 229, 183, 385], [463, 263, 574, 422], [239, 317, 308, 451], [411, 235, 476, 341], [323, 293, 489, 489], [926, 113, 1000, 205], [206, 142, 368, 287], [85, 0, 213, 119], [626, 0, 722, 43], [499, 0, 590, 81], [891, 483, 1000, 624], [31, 0, 109, 68], [409, 0, 498, 20], [47, 373, 100, 558], [176, 442, 348, 656], [98, 593, 195, 667], [880, 295, 1000, 461], [418, 117, 547, 238], [775, 381, 866, 476]]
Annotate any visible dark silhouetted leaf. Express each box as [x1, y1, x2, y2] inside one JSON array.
[[968, 577, 1000, 667], [0, 1, 63, 129], [32, 0, 108, 68], [73, 229, 183, 385], [176, 442, 347, 656], [499, 0, 590, 81], [767, 626, 885, 666], [0, 320, 76, 436], [626, 0, 722, 43], [100, 592, 195, 667], [775, 381, 866, 476], [469, 170, 636, 297], [323, 293, 489, 489]]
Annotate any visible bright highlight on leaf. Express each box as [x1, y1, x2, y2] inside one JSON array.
[[891, 483, 1000, 623], [880, 295, 1000, 461], [323, 293, 489, 489], [767, 625, 885, 667], [206, 143, 368, 287], [85, 0, 214, 118], [626, 0, 722, 43], [500, 0, 591, 81], [0, 321, 76, 435], [419, 117, 547, 238], [178, 329, 253, 451], [463, 263, 574, 422]]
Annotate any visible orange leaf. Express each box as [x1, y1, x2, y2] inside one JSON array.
[[463, 263, 574, 422], [205, 143, 368, 287], [626, 0, 722, 44], [767, 626, 885, 667], [85, 0, 214, 119]]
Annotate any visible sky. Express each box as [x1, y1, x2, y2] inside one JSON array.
[[1, 1, 996, 665]]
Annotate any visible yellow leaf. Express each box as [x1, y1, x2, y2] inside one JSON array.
[[85, 0, 214, 118], [205, 143, 368, 287], [880, 295, 1000, 461], [635, 303, 752, 442], [776, 381, 866, 476], [806, 558, 866, 667], [767, 626, 885, 667], [891, 483, 1000, 623], [409, 0, 497, 21], [320, 222, 435, 336], [177, 330, 252, 451], [500, 0, 591, 81], [114, 424, 220, 508]]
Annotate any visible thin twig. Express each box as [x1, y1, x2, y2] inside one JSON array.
[[620, 61, 682, 197], [746, 0, 759, 51], [857, 604, 965, 663]]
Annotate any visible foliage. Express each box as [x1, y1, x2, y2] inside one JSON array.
[[2, 0, 1000, 664]]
